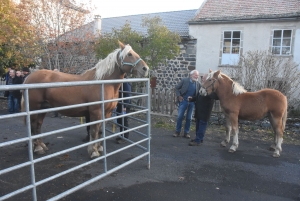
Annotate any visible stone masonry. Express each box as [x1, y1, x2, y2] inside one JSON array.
[[153, 39, 197, 90]]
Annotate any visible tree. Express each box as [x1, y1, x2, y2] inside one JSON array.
[[141, 16, 180, 69], [20, 0, 96, 72], [95, 23, 144, 59], [221, 50, 300, 108], [94, 16, 181, 71], [0, 0, 38, 76]]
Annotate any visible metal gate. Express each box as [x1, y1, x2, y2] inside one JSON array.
[[0, 78, 151, 201]]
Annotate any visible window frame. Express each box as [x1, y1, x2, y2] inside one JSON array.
[[222, 30, 241, 55], [271, 29, 292, 56]]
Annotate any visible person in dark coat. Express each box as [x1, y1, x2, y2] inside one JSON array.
[[188, 75, 218, 146], [6, 69, 23, 113], [21, 67, 30, 83], [115, 81, 132, 144]]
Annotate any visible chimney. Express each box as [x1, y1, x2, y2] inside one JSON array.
[[94, 15, 102, 36]]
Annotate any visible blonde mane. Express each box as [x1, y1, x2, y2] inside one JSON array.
[[86, 45, 133, 80], [208, 71, 246, 95]]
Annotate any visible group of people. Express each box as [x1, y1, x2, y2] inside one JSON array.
[[4, 67, 31, 114], [174, 70, 218, 146]]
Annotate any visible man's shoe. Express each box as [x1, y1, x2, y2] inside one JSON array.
[[189, 141, 201, 146], [183, 134, 190, 139], [173, 132, 180, 137]]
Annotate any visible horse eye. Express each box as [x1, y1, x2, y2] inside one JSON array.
[[128, 53, 132, 56]]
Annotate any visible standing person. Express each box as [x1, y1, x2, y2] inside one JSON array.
[[16, 70, 22, 78], [5, 67, 11, 85], [6, 69, 23, 113], [15, 70, 22, 109], [188, 74, 218, 146], [21, 67, 30, 82], [115, 81, 131, 144], [174, 70, 200, 138]]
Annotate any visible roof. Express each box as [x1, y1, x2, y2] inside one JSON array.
[[101, 9, 198, 37], [190, 0, 300, 24]]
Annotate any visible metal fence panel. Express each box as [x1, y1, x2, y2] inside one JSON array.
[[0, 78, 151, 201]]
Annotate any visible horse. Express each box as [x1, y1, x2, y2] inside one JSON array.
[[199, 70, 287, 157], [21, 41, 149, 158]]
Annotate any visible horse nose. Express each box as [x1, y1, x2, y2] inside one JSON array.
[[143, 66, 149, 76]]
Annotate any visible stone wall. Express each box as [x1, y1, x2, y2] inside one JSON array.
[[153, 39, 197, 90]]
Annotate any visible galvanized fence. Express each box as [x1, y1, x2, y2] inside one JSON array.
[[0, 78, 151, 201]]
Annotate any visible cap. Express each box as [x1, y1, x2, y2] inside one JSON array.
[[22, 67, 30, 72]]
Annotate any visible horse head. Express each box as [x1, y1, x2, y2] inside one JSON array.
[[199, 69, 221, 96], [117, 41, 149, 77]]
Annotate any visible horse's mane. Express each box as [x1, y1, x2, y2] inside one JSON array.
[[208, 71, 247, 95], [85, 45, 132, 80]]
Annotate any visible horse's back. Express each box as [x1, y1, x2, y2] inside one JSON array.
[[24, 69, 85, 84], [237, 88, 287, 120]]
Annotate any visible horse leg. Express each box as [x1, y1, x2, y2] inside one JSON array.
[[32, 113, 48, 154], [87, 120, 101, 158], [268, 113, 277, 151], [228, 116, 239, 153], [268, 114, 283, 157], [221, 115, 231, 147]]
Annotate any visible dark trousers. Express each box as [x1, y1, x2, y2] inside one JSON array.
[[195, 119, 208, 143], [116, 105, 129, 139], [8, 94, 19, 113]]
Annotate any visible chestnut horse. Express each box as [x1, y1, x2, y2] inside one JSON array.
[[199, 70, 287, 157], [22, 41, 149, 158]]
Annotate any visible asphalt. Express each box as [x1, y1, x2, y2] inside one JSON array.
[[0, 109, 300, 201]]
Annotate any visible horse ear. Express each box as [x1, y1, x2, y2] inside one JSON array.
[[118, 41, 125, 50], [215, 70, 221, 77], [209, 69, 212, 73]]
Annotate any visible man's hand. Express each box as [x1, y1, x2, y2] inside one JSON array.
[[178, 96, 183, 102]]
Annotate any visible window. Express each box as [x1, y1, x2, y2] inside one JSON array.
[[223, 31, 241, 54], [272, 30, 292, 55], [221, 31, 241, 65]]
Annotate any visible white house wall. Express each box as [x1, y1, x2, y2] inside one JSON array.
[[189, 21, 300, 74]]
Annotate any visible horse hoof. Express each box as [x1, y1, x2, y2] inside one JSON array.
[[34, 146, 45, 154], [220, 141, 227, 147], [90, 151, 100, 159], [98, 146, 103, 152], [273, 153, 280, 158], [228, 148, 236, 153], [34, 149, 45, 154]]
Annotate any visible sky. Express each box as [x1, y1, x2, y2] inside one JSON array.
[[92, 0, 204, 18]]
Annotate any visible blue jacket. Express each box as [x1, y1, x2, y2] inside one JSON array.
[[175, 77, 201, 100]]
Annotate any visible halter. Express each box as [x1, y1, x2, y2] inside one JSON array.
[[118, 50, 143, 74], [203, 78, 217, 94]]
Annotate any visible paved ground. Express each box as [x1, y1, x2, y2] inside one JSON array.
[[0, 108, 300, 201]]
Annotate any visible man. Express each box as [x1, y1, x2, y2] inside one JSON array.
[[6, 69, 23, 113], [174, 70, 200, 138], [16, 70, 22, 77], [188, 74, 218, 146], [21, 67, 30, 82], [115, 81, 131, 144]]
